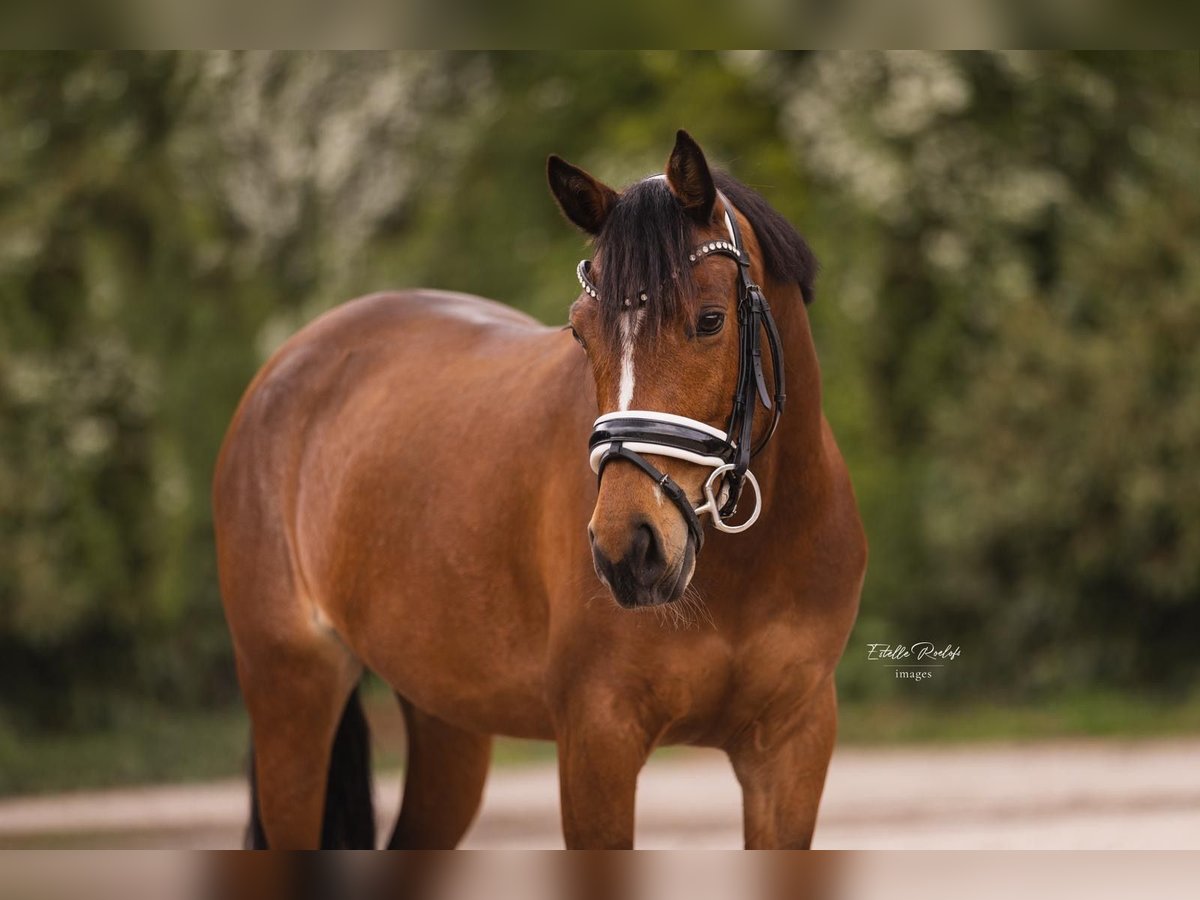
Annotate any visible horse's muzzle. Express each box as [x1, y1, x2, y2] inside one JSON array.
[[591, 523, 695, 608]]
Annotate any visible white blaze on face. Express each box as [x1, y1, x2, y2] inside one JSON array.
[[617, 307, 645, 411]]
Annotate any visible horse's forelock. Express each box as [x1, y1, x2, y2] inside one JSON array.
[[589, 171, 819, 348], [592, 178, 697, 346]]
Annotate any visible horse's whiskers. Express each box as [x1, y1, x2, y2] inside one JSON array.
[[680, 584, 717, 631]]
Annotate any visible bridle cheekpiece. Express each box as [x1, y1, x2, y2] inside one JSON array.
[[577, 194, 787, 549]]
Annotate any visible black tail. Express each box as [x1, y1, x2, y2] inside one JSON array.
[[246, 687, 376, 849]]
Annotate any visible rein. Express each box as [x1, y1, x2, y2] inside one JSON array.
[[577, 195, 786, 548]]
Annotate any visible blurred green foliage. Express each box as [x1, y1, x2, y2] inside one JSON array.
[[1, 52, 1197, 740]]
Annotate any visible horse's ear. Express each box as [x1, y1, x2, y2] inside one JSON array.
[[547, 155, 618, 236], [666, 130, 716, 225]]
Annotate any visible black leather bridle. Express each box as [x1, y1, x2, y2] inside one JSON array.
[[578, 194, 786, 549]]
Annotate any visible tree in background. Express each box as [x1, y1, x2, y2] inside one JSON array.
[[764, 51, 1200, 694], [0, 52, 481, 728]]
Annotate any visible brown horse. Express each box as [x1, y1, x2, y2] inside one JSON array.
[[214, 131, 865, 849]]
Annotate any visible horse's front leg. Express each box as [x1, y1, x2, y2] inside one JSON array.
[[555, 690, 656, 849], [728, 677, 838, 849]]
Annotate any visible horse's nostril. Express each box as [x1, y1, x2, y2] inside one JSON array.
[[590, 521, 672, 604], [630, 523, 649, 559], [630, 523, 667, 587]]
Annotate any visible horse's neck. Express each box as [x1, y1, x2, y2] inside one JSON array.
[[701, 287, 834, 613], [756, 284, 829, 519]]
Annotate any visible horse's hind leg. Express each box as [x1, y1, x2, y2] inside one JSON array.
[[387, 696, 492, 849], [240, 630, 363, 849]]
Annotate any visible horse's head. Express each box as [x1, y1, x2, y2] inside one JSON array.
[[548, 131, 795, 609]]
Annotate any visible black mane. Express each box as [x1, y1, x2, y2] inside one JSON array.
[[713, 171, 818, 305], [591, 171, 817, 341]]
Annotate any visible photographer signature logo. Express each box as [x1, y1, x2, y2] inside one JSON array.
[[867, 642, 962, 681]]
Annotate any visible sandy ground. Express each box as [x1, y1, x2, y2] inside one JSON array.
[[1, 738, 1198, 849]]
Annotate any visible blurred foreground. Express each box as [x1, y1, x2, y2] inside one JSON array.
[[3, 849, 1199, 900], [2, 738, 1197, 850]]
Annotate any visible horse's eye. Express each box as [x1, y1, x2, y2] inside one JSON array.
[[569, 326, 587, 350], [696, 311, 725, 336]]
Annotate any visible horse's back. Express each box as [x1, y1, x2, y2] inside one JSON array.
[[299, 289, 543, 343], [219, 289, 556, 462], [266, 289, 546, 379]]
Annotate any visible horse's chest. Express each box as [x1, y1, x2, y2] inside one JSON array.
[[656, 620, 824, 745]]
